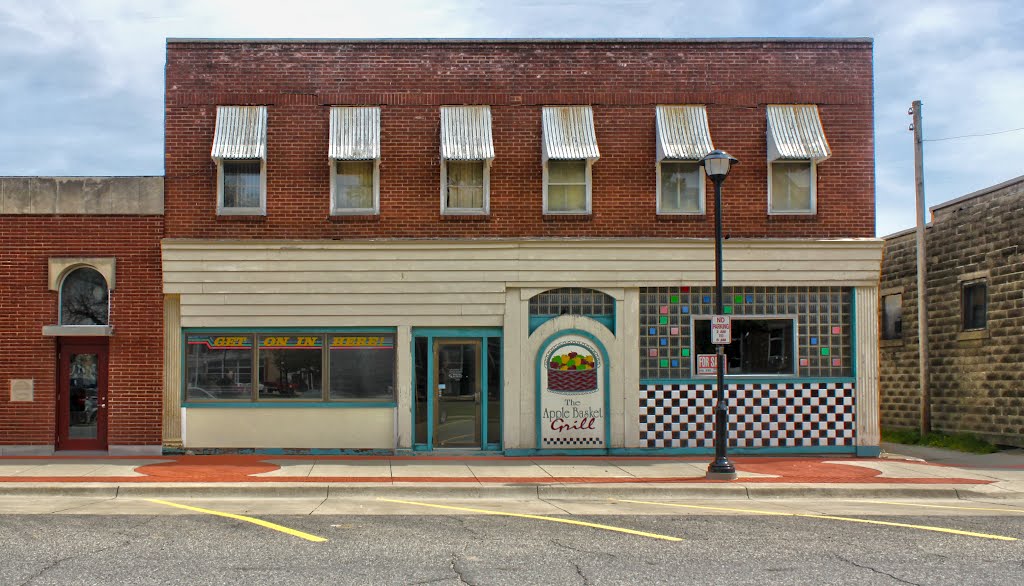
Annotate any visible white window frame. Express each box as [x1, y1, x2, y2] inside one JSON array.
[[440, 159, 490, 215], [543, 159, 593, 215], [656, 161, 706, 215], [216, 158, 267, 216], [330, 159, 380, 216], [768, 160, 816, 215]]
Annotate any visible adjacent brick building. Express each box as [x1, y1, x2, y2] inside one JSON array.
[[879, 175, 1024, 446]]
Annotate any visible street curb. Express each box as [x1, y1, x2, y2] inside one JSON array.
[[2, 482, 1021, 501]]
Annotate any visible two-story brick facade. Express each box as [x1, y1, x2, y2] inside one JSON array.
[[161, 38, 882, 456]]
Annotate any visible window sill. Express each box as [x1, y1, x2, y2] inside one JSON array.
[[441, 212, 491, 221], [656, 212, 705, 221], [216, 213, 267, 221], [328, 213, 381, 222], [543, 213, 592, 221], [42, 325, 113, 337], [957, 329, 989, 342], [767, 211, 817, 218]]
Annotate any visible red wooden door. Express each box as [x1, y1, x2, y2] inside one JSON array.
[[56, 339, 109, 451]]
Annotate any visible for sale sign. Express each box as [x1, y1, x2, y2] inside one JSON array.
[[697, 354, 718, 376], [711, 315, 731, 345]]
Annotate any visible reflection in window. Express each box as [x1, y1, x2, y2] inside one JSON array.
[[258, 335, 324, 400], [694, 318, 795, 375], [770, 161, 813, 213], [185, 335, 254, 400], [60, 267, 109, 325], [962, 281, 987, 330], [328, 334, 396, 401], [660, 162, 701, 213], [882, 293, 903, 340]]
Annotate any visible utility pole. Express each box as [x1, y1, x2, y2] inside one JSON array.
[[911, 100, 930, 435]]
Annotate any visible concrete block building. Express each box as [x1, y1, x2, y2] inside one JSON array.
[[879, 175, 1024, 446], [1, 38, 883, 456]]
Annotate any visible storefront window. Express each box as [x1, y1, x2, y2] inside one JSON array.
[[693, 318, 795, 376], [328, 334, 396, 401], [185, 335, 254, 400], [258, 335, 324, 400]]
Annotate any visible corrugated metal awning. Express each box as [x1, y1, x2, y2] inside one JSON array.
[[542, 106, 599, 161], [655, 105, 714, 161], [440, 106, 494, 160], [766, 104, 831, 162], [329, 106, 381, 160], [211, 106, 267, 160]]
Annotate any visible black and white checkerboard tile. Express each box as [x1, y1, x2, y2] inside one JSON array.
[[640, 382, 856, 449], [543, 437, 604, 446]]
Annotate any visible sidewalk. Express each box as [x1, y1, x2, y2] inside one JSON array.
[[1, 445, 1023, 500]]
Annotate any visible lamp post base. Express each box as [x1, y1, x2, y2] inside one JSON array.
[[705, 469, 738, 481], [706, 458, 737, 480]]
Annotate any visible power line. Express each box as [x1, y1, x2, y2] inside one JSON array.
[[923, 126, 1024, 142]]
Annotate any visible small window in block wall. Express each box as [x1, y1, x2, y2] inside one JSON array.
[[962, 281, 987, 330], [882, 293, 903, 340]]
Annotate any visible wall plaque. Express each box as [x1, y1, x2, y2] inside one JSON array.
[[10, 379, 34, 402]]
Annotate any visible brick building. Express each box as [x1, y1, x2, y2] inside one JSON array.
[[0, 177, 163, 455], [1, 38, 883, 456], [879, 175, 1024, 446]]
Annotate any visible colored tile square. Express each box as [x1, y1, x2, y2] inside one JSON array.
[[810, 337, 818, 345], [799, 358, 809, 367], [682, 306, 690, 314], [832, 358, 842, 367], [648, 327, 657, 335], [660, 338, 668, 346], [832, 326, 842, 335], [659, 359, 669, 368], [671, 359, 680, 368], [659, 316, 668, 325], [660, 306, 669, 314], [703, 295, 711, 303], [821, 347, 831, 356], [734, 294, 743, 304], [724, 306, 733, 314], [746, 295, 754, 303], [670, 327, 679, 335], [681, 287, 690, 293], [670, 295, 679, 303], [648, 349, 658, 357], [681, 348, 690, 357]]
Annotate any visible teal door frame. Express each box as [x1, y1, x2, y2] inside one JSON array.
[[412, 327, 502, 451]]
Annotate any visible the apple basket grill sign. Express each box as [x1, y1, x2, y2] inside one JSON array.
[[540, 336, 606, 448]]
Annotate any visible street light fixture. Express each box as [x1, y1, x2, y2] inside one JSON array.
[[699, 149, 739, 481]]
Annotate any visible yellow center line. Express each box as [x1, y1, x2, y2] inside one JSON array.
[[378, 498, 682, 542], [617, 499, 1018, 542], [145, 499, 328, 543], [854, 500, 1024, 514]]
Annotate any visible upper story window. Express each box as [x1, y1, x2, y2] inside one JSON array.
[[60, 267, 109, 326], [542, 106, 599, 215], [962, 280, 987, 330], [211, 106, 268, 215], [882, 293, 903, 340], [655, 105, 713, 214], [330, 106, 381, 215], [766, 105, 830, 215], [440, 106, 493, 215]]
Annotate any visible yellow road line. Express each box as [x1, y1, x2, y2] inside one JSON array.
[[378, 498, 682, 542], [618, 499, 1017, 542], [855, 500, 1024, 514], [146, 499, 327, 543]]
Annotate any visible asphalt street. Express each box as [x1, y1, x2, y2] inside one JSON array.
[[2, 497, 1024, 585]]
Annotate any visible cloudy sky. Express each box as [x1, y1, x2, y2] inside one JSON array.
[[1, 0, 1021, 236]]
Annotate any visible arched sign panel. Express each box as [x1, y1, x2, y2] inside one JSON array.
[[538, 334, 607, 449]]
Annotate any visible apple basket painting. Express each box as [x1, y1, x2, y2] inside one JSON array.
[[547, 351, 597, 392]]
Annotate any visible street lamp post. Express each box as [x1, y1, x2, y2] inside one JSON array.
[[700, 149, 739, 481]]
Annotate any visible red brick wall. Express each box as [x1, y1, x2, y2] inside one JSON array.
[[164, 40, 874, 240], [0, 217, 164, 447]]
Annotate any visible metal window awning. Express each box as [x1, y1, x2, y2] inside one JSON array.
[[766, 104, 831, 162], [656, 105, 714, 161], [211, 106, 267, 160], [542, 106, 599, 161], [329, 106, 381, 160], [440, 106, 494, 160]]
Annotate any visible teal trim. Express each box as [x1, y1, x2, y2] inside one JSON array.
[[534, 329, 612, 454], [182, 401, 396, 409], [182, 327, 396, 333], [412, 444, 431, 452], [856, 445, 881, 457], [480, 338, 489, 449], [504, 448, 612, 457], [850, 288, 858, 378], [426, 335, 434, 448], [640, 377, 857, 386], [412, 327, 502, 338], [529, 314, 614, 336]]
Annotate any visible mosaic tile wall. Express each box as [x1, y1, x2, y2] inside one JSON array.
[[640, 286, 853, 380], [529, 288, 615, 316], [640, 382, 857, 449]]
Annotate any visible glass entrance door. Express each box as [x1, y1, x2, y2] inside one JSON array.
[[432, 339, 481, 448], [57, 340, 108, 451]]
